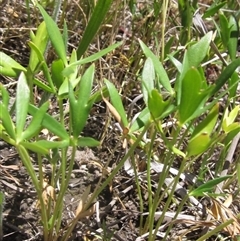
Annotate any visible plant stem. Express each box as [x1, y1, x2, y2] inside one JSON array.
[[161, 0, 169, 62]]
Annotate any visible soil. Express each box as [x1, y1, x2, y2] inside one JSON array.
[[1, 1, 240, 241]]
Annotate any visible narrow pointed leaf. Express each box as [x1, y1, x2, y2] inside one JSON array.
[[37, 4, 67, 65], [0, 84, 10, 108], [62, 20, 68, 53], [28, 41, 55, 92], [17, 145, 40, 192], [28, 104, 69, 140], [63, 42, 122, 77], [129, 107, 151, 133], [203, 2, 226, 18], [211, 58, 240, 95], [77, 137, 100, 147], [191, 104, 219, 140], [219, 13, 229, 48], [0, 105, 16, 139], [228, 15, 239, 61], [16, 72, 30, 141], [139, 39, 174, 94], [105, 79, 128, 127], [0, 52, 26, 77], [69, 65, 95, 138], [142, 57, 155, 104], [21, 141, 49, 154], [189, 175, 232, 197], [21, 101, 49, 140], [76, 0, 113, 59], [28, 21, 48, 72]]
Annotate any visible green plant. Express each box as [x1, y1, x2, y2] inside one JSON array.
[[1, 0, 240, 240], [103, 20, 239, 241], [0, 1, 120, 240]]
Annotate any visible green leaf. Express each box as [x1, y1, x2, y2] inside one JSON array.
[[34, 139, 69, 149], [222, 106, 239, 133], [211, 58, 240, 95], [105, 79, 128, 128], [88, 86, 108, 107], [0, 104, 16, 139], [28, 104, 69, 140], [17, 145, 40, 192], [21, 141, 49, 154], [139, 39, 174, 95], [21, 101, 49, 140], [33, 77, 54, 93], [76, 0, 113, 59], [178, 67, 207, 125], [185, 31, 212, 69], [0, 84, 10, 107], [191, 104, 219, 140], [0, 52, 26, 77], [16, 72, 30, 142], [51, 59, 65, 89], [178, 0, 191, 27], [227, 15, 239, 61], [224, 127, 240, 147], [28, 41, 55, 92], [62, 20, 68, 53], [129, 107, 151, 133], [219, 13, 229, 48], [28, 21, 48, 73], [168, 54, 183, 73], [37, 4, 67, 65], [69, 64, 95, 138], [148, 89, 170, 119], [77, 137, 100, 147], [58, 50, 80, 96], [164, 36, 175, 59], [142, 58, 155, 104], [58, 76, 81, 97], [203, 2, 226, 18], [62, 42, 122, 77], [189, 175, 232, 197], [187, 133, 211, 157], [229, 71, 239, 98]]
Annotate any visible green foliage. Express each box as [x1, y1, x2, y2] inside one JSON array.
[[189, 175, 232, 197], [76, 0, 114, 59], [1, 1, 240, 240], [0, 1, 119, 240]]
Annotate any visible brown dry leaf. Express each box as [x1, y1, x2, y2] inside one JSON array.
[[36, 180, 56, 209], [7, 7, 18, 17], [210, 199, 220, 220], [75, 185, 91, 216], [0, 164, 19, 171], [171, 218, 216, 228], [223, 194, 233, 208], [209, 197, 240, 238], [77, 203, 96, 219], [102, 96, 123, 128]]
